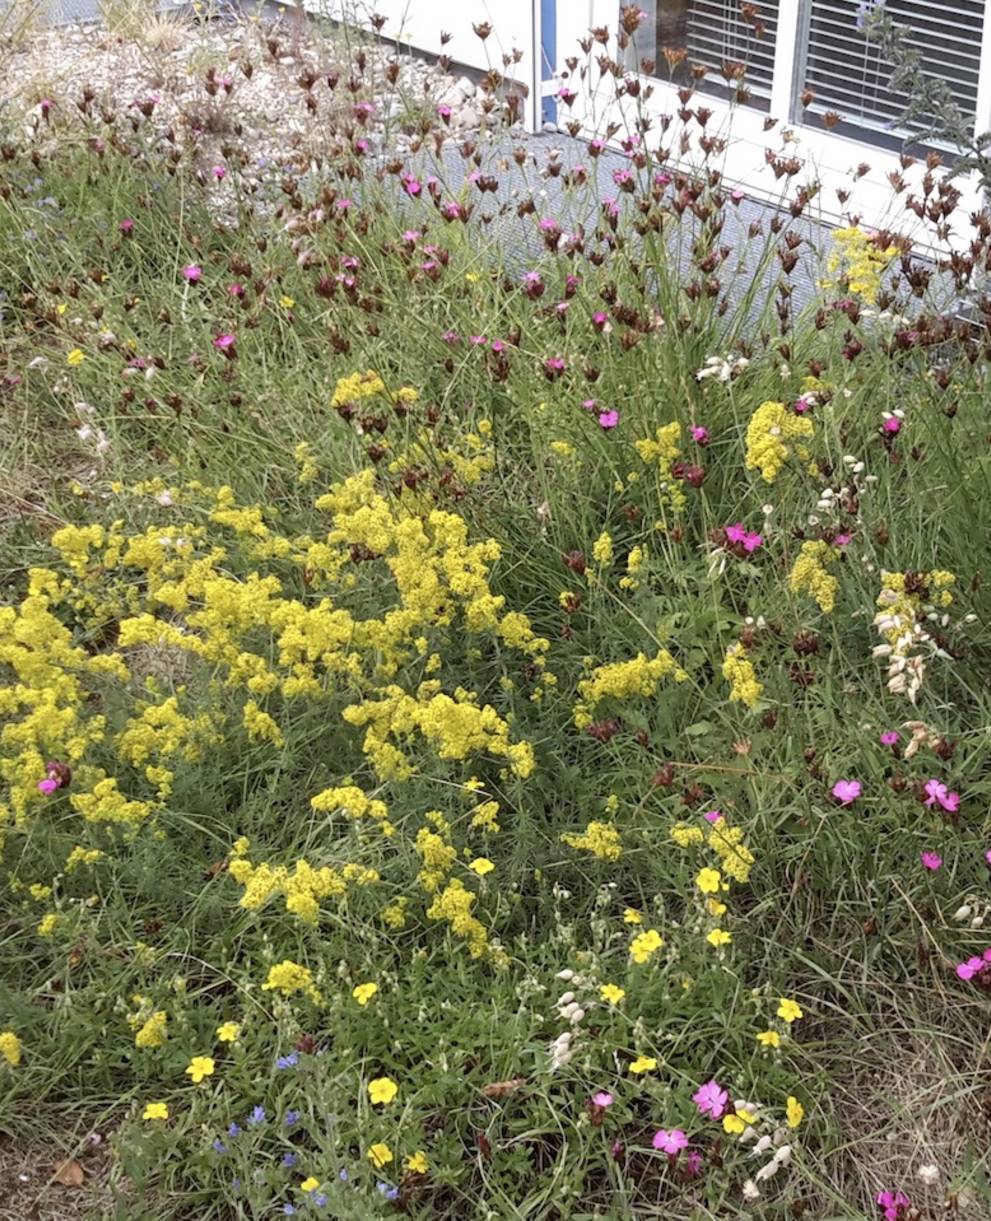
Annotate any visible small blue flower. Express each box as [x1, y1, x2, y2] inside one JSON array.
[[376, 1181, 399, 1200], [314, 1194, 328, 1208], [212, 1139, 227, 1154], [283, 1206, 296, 1216], [284, 1110, 300, 1128], [338, 1168, 349, 1182], [276, 1052, 299, 1070], [228, 1122, 241, 1138], [246, 1105, 266, 1127], [281, 1152, 298, 1168]]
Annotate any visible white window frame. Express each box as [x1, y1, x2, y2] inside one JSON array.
[[561, 0, 991, 238]]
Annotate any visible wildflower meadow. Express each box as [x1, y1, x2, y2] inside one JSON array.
[[2, 5, 991, 1219]]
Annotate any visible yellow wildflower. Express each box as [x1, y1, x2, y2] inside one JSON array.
[[185, 1055, 215, 1084], [757, 1030, 781, 1048], [0, 1032, 22, 1067], [722, 642, 763, 708], [623, 908, 643, 924], [599, 984, 626, 1005], [368, 1076, 398, 1106], [777, 997, 804, 1023], [143, 1102, 169, 1120], [66, 348, 86, 366], [216, 1022, 240, 1043], [469, 857, 495, 876], [629, 1056, 657, 1074], [406, 1151, 429, 1174], [367, 1143, 393, 1169], [786, 1095, 805, 1128], [353, 982, 378, 1006], [744, 400, 814, 483], [706, 928, 732, 947], [630, 929, 664, 964], [695, 868, 722, 895]]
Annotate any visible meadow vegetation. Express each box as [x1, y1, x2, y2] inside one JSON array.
[[2, 5, 991, 1219]]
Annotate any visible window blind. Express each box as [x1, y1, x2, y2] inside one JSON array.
[[628, 1, 781, 109], [801, 0, 986, 144]]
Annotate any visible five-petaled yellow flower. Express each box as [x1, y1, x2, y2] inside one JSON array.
[[723, 1108, 756, 1135], [143, 1102, 169, 1121], [367, 1143, 393, 1169], [786, 1095, 805, 1128], [66, 348, 86, 366], [756, 1030, 781, 1048], [279, 296, 295, 310], [216, 1022, 240, 1043], [353, 982, 378, 1006], [622, 908, 642, 925], [184, 1055, 215, 1084], [629, 929, 663, 963], [368, 1076, 398, 1106], [300, 1177, 319, 1192], [469, 857, 495, 876], [706, 928, 732, 947], [406, 1151, 429, 1174], [777, 997, 804, 1024], [628, 1056, 657, 1074], [696, 868, 722, 894], [599, 984, 625, 1004]]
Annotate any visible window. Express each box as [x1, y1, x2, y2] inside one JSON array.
[[799, 0, 986, 147], [625, 1, 781, 109]]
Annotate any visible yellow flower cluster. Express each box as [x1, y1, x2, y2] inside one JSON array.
[[228, 852, 378, 924], [261, 959, 322, 1003], [560, 820, 623, 861], [573, 649, 688, 729], [630, 928, 664, 963], [311, 784, 392, 836], [826, 226, 899, 304], [0, 1031, 22, 1067], [707, 817, 755, 884], [633, 422, 685, 512], [426, 878, 488, 958], [722, 643, 763, 709], [744, 401, 815, 483], [789, 541, 840, 613], [875, 569, 955, 655]]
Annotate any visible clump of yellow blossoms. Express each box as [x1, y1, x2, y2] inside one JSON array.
[[228, 851, 378, 924], [574, 649, 687, 728], [873, 569, 956, 702], [634, 422, 685, 512], [0, 1031, 22, 1067], [426, 879, 488, 958], [789, 541, 840, 613], [722, 643, 762, 709], [261, 960, 322, 1003], [561, 820, 622, 861], [707, 817, 754, 884], [744, 401, 815, 483], [630, 928, 664, 963], [825, 225, 899, 304]]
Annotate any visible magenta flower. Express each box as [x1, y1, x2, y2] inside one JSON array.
[[876, 1189, 910, 1221], [211, 165, 226, 180], [182, 264, 202, 282], [793, 395, 814, 414], [957, 955, 985, 981], [834, 532, 852, 546], [985, 849, 991, 868], [591, 1091, 613, 1109], [831, 779, 861, 805], [725, 523, 763, 553], [37, 777, 59, 796], [469, 335, 487, 346], [652, 1128, 688, 1155], [920, 851, 942, 871], [690, 425, 710, 445], [213, 333, 236, 350], [598, 410, 619, 429], [692, 1079, 728, 1120], [923, 779, 960, 813], [703, 810, 722, 823], [592, 311, 609, 331], [437, 104, 452, 121], [118, 218, 135, 235], [880, 731, 900, 746], [684, 1149, 703, 1177], [227, 283, 245, 298], [882, 417, 901, 433]]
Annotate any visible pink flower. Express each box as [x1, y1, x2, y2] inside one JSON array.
[[920, 851, 942, 871], [182, 264, 202, 282], [703, 810, 722, 823], [882, 417, 901, 433], [212, 333, 236, 350], [684, 1149, 703, 1177], [37, 778, 59, 796], [724, 523, 763, 552], [985, 849, 991, 868], [690, 425, 710, 445], [692, 1079, 728, 1120], [876, 1189, 910, 1221], [118, 218, 135, 235], [591, 1091, 613, 1109], [923, 779, 960, 813], [793, 395, 814, 414], [831, 779, 861, 805], [652, 1128, 688, 1155], [598, 410, 619, 429], [957, 955, 985, 981], [880, 731, 900, 746], [211, 165, 226, 180], [834, 532, 852, 546], [227, 283, 245, 298], [592, 311, 609, 330]]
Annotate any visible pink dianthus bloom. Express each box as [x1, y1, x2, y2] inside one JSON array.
[[876, 1189, 910, 1221], [598, 410, 619, 429], [923, 779, 960, 813], [880, 731, 900, 746], [692, 1079, 728, 1120], [591, 1091, 613, 1109], [652, 1128, 688, 1155], [831, 779, 861, 805], [182, 264, 202, 282], [920, 851, 942, 871]]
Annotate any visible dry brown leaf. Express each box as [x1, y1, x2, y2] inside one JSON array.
[[481, 1078, 527, 1099], [53, 1159, 85, 1188]]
